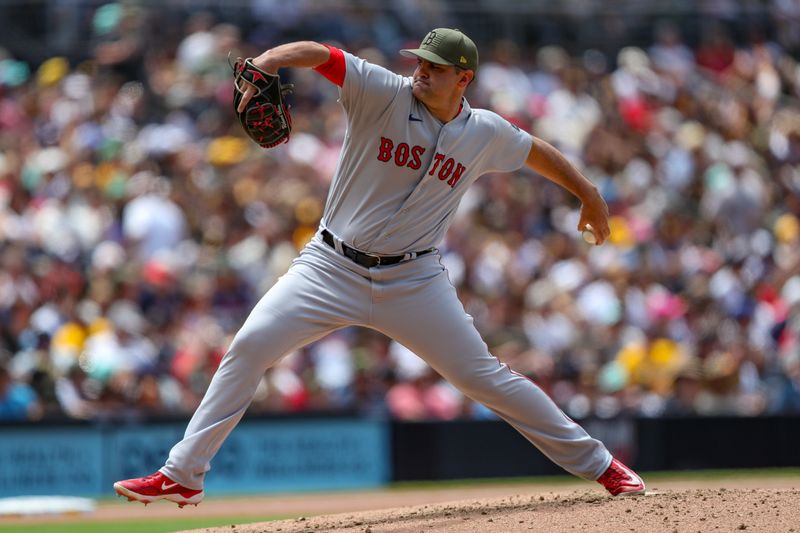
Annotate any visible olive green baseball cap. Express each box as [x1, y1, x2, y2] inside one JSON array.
[[400, 28, 478, 72]]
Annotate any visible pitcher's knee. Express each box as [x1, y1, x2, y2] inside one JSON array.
[[225, 318, 288, 367], [443, 360, 510, 403]]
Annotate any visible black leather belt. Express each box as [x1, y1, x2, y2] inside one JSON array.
[[321, 229, 432, 268]]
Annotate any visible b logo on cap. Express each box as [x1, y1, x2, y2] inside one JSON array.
[[423, 31, 437, 46], [460, 56, 467, 64]]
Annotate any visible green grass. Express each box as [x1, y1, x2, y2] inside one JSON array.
[[388, 466, 800, 491], [0, 516, 283, 533], [636, 466, 800, 481]]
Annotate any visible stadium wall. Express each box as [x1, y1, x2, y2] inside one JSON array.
[[1, 416, 798, 496], [0, 418, 390, 498]]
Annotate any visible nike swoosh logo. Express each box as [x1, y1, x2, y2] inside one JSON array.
[[617, 463, 639, 484], [161, 481, 179, 490], [408, 114, 423, 122]]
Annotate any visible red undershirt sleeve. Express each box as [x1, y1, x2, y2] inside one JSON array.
[[313, 45, 346, 87]]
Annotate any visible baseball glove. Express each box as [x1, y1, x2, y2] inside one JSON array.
[[231, 56, 293, 149]]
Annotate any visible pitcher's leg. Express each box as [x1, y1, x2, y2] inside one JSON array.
[[373, 270, 611, 480], [161, 309, 330, 488], [162, 258, 369, 488]]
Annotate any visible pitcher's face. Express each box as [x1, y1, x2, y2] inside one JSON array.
[[411, 58, 472, 107]]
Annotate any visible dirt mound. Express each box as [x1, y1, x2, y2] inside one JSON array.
[[185, 488, 800, 533]]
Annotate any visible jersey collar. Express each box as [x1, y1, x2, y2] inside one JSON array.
[[451, 97, 471, 124]]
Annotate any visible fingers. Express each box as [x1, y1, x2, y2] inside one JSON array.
[[578, 195, 611, 245], [237, 84, 256, 113], [587, 224, 604, 245], [582, 224, 598, 245], [578, 218, 610, 246]]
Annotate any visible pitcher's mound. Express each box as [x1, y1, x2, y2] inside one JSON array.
[[187, 487, 799, 532]]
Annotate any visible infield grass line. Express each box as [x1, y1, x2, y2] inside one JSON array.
[[388, 467, 800, 490], [80, 467, 800, 503], [0, 515, 284, 533]]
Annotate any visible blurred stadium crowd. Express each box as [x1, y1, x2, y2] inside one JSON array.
[[1, 1, 800, 423]]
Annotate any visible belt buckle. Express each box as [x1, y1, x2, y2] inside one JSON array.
[[363, 251, 380, 267], [348, 247, 376, 268]]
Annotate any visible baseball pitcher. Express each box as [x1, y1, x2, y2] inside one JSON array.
[[114, 28, 645, 507]]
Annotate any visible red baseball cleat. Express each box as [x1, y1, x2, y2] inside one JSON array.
[[113, 471, 204, 508], [597, 458, 646, 496]]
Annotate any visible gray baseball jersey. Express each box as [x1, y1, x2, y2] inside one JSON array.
[[324, 51, 532, 254], [160, 47, 612, 490]]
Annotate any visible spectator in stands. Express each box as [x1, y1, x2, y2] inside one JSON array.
[[0, 3, 799, 423], [0, 366, 42, 420]]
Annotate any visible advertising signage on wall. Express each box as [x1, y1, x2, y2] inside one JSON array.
[[0, 428, 104, 496], [0, 419, 389, 498]]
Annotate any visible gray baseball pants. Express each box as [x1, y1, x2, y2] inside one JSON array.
[[161, 231, 612, 489]]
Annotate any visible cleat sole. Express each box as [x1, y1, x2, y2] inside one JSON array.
[[113, 481, 204, 508]]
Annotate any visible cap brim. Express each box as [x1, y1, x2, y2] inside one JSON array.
[[399, 48, 454, 66]]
